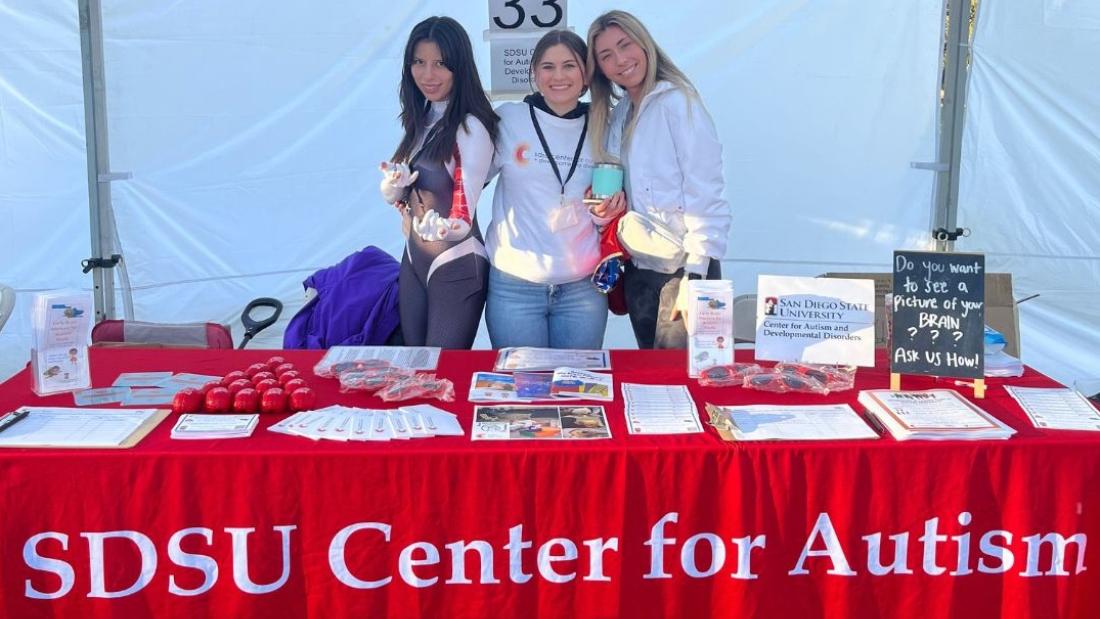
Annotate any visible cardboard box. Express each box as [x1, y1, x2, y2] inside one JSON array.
[[820, 272, 1019, 358]]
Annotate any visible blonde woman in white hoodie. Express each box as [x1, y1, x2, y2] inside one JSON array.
[[587, 10, 731, 349]]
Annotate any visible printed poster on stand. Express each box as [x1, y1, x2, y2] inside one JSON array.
[[755, 275, 875, 367]]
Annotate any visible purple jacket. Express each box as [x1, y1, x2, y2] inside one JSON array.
[[283, 246, 400, 349]]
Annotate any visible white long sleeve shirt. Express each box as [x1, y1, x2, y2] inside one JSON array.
[[383, 100, 493, 212], [485, 101, 601, 284], [606, 81, 731, 275]]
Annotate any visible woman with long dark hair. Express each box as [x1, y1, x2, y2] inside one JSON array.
[[379, 16, 499, 348]]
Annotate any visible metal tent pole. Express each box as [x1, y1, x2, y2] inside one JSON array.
[[78, 0, 119, 321], [931, 0, 980, 252]]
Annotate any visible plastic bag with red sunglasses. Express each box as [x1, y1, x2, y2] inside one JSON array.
[[697, 363, 764, 387], [377, 373, 455, 403], [741, 367, 830, 395], [773, 363, 857, 393]]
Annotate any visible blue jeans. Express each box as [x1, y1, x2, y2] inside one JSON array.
[[486, 266, 608, 349]]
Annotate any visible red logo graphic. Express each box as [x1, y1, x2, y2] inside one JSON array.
[[514, 143, 530, 166]]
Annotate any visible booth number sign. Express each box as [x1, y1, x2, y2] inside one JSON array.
[[489, 0, 566, 31], [486, 0, 570, 97]]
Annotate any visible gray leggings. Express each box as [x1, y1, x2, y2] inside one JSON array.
[[623, 259, 722, 349], [399, 249, 488, 349]]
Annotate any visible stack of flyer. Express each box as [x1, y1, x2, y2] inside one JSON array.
[[30, 290, 94, 396], [858, 389, 1015, 440], [171, 414, 259, 440], [268, 405, 463, 441]]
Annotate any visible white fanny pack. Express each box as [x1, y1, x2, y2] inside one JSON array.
[[616, 211, 685, 263]]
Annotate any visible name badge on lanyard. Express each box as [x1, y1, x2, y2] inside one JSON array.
[[530, 104, 588, 232]]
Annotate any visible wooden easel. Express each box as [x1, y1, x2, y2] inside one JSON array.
[[891, 372, 985, 399]]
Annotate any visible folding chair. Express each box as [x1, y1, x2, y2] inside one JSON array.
[[91, 298, 282, 349]]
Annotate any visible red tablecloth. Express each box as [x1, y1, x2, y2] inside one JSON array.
[[0, 348, 1097, 618]]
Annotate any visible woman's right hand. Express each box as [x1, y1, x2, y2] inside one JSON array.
[[379, 161, 420, 205]]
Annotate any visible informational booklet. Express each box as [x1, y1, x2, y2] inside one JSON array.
[[400, 404, 465, 437], [686, 280, 734, 378], [706, 403, 879, 441], [73, 386, 132, 407], [30, 290, 95, 395], [268, 405, 464, 441], [622, 383, 703, 435], [113, 372, 175, 387], [0, 407, 162, 448], [468, 372, 553, 402], [314, 346, 441, 375], [171, 414, 259, 439], [858, 389, 1015, 440], [549, 368, 613, 401], [1004, 386, 1100, 432], [494, 347, 611, 372], [159, 373, 223, 389], [122, 387, 180, 406], [472, 405, 611, 440]]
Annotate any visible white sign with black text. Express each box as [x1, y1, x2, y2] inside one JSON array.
[[755, 275, 876, 367], [486, 0, 569, 96]]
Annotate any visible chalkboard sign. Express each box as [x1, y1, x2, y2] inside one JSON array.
[[890, 251, 985, 378]]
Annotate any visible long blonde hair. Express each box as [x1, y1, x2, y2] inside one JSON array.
[[586, 10, 696, 162]]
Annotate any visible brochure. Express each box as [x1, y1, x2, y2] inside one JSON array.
[[472, 405, 612, 440], [171, 414, 259, 440], [30, 290, 95, 395], [494, 347, 611, 372], [622, 383, 703, 435], [549, 368, 613, 401], [469, 372, 554, 402]]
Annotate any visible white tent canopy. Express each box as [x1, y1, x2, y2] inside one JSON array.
[[1, 1, 1096, 385]]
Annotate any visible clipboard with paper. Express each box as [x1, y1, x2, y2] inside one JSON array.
[[0, 407, 169, 449]]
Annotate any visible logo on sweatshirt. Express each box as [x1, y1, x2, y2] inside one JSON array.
[[514, 142, 530, 166]]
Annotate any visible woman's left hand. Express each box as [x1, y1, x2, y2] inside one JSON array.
[[669, 275, 692, 322], [413, 211, 471, 241]]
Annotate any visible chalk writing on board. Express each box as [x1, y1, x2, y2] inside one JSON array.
[[890, 251, 985, 379]]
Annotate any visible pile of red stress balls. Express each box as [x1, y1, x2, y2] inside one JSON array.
[[171, 356, 316, 415]]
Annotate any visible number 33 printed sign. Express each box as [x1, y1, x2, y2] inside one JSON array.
[[489, 0, 566, 31]]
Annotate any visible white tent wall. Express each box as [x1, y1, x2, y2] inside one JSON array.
[[1, 1, 944, 380], [957, 0, 1100, 386], [0, 3, 90, 381]]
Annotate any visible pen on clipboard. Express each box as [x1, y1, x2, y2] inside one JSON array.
[[0, 410, 30, 434]]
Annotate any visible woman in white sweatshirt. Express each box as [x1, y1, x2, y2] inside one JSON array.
[[587, 10, 732, 349], [484, 29, 626, 349]]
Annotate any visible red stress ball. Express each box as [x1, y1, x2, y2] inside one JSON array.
[[277, 371, 302, 386], [261, 388, 287, 414], [233, 388, 260, 413], [227, 379, 252, 396], [204, 387, 232, 413], [288, 387, 316, 412], [220, 371, 247, 387], [245, 363, 269, 378], [171, 388, 201, 415]]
